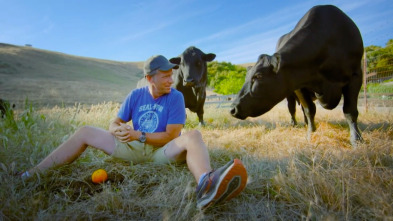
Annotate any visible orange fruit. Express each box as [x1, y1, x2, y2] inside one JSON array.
[[91, 169, 108, 184]]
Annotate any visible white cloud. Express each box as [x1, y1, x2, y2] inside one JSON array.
[[117, 22, 172, 43], [115, 2, 217, 44], [338, 0, 383, 12]]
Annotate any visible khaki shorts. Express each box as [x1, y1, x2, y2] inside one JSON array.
[[111, 139, 173, 164]]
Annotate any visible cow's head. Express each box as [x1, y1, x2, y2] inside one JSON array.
[[170, 46, 216, 87], [230, 53, 288, 119]]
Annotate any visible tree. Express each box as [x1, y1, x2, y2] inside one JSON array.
[[365, 39, 393, 82], [207, 61, 247, 95]]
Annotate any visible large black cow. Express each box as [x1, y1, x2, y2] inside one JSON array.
[[170, 46, 216, 126], [230, 5, 364, 146]]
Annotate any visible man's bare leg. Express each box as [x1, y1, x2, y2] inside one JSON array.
[[163, 130, 211, 182], [27, 126, 116, 175]]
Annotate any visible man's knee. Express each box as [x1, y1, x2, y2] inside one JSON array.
[[75, 126, 100, 140], [76, 125, 93, 134], [184, 129, 202, 141]]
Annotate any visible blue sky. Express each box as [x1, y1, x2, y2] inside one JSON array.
[[1, 0, 392, 64]]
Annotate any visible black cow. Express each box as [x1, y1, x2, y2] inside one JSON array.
[[170, 46, 216, 126], [230, 5, 364, 146], [0, 98, 15, 118]]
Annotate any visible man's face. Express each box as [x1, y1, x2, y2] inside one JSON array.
[[148, 69, 174, 97]]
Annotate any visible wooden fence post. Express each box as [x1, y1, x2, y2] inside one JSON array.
[[363, 51, 368, 112]]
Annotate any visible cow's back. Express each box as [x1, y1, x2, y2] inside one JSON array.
[[277, 5, 363, 81]]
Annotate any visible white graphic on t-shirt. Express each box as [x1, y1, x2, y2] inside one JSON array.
[[138, 111, 159, 133], [139, 104, 164, 112]]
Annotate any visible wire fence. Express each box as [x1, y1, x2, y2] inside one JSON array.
[[363, 52, 393, 84], [205, 94, 236, 108], [362, 52, 393, 111]]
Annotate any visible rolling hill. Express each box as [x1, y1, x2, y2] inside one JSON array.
[[0, 43, 144, 108]]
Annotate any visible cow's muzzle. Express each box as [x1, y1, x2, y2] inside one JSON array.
[[230, 106, 246, 120], [183, 80, 195, 87]]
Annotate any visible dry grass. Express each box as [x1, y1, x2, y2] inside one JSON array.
[[0, 101, 392, 220]]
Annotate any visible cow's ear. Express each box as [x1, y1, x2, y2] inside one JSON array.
[[202, 53, 216, 62], [169, 57, 181, 65], [270, 53, 280, 73], [258, 54, 268, 61]]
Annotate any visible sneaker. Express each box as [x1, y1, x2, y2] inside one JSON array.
[[15, 171, 32, 180], [20, 171, 31, 179], [196, 159, 247, 209]]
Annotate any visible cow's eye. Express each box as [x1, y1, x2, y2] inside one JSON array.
[[252, 74, 262, 82]]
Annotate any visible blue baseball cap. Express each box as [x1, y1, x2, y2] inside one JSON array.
[[144, 55, 179, 76]]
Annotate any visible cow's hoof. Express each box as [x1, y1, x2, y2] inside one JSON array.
[[350, 136, 364, 148]]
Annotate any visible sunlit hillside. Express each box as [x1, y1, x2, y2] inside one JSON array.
[[0, 43, 144, 107]]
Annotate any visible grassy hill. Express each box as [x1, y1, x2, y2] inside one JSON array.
[[0, 43, 144, 107], [237, 62, 255, 68]]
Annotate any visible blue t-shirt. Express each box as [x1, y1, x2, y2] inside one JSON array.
[[117, 86, 186, 133]]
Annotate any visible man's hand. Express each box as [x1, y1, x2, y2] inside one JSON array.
[[114, 123, 139, 143]]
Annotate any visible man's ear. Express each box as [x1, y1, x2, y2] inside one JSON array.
[[146, 75, 153, 83]]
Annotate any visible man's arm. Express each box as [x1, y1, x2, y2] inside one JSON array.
[[145, 124, 183, 147], [109, 117, 183, 147]]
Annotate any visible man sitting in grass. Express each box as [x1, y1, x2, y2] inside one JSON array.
[[20, 54, 248, 209]]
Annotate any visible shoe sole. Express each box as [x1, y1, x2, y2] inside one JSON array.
[[197, 159, 247, 209]]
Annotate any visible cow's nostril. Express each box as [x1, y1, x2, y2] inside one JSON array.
[[183, 80, 195, 87], [230, 108, 236, 115]]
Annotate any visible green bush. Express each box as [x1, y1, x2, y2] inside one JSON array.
[[366, 82, 393, 93], [365, 39, 393, 70], [207, 61, 247, 95]]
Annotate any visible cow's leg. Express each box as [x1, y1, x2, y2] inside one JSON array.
[[342, 69, 363, 147], [287, 93, 297, 126], [197, 108, 205, 127], [197, 90, 206, 127], [301, 105, 308, 125], [295, 89, 316, 141]]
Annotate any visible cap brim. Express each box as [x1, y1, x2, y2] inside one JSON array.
[[159, 63, 179, 71]]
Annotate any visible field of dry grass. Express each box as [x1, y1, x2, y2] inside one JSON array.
[[1, 100, 392, 220]]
